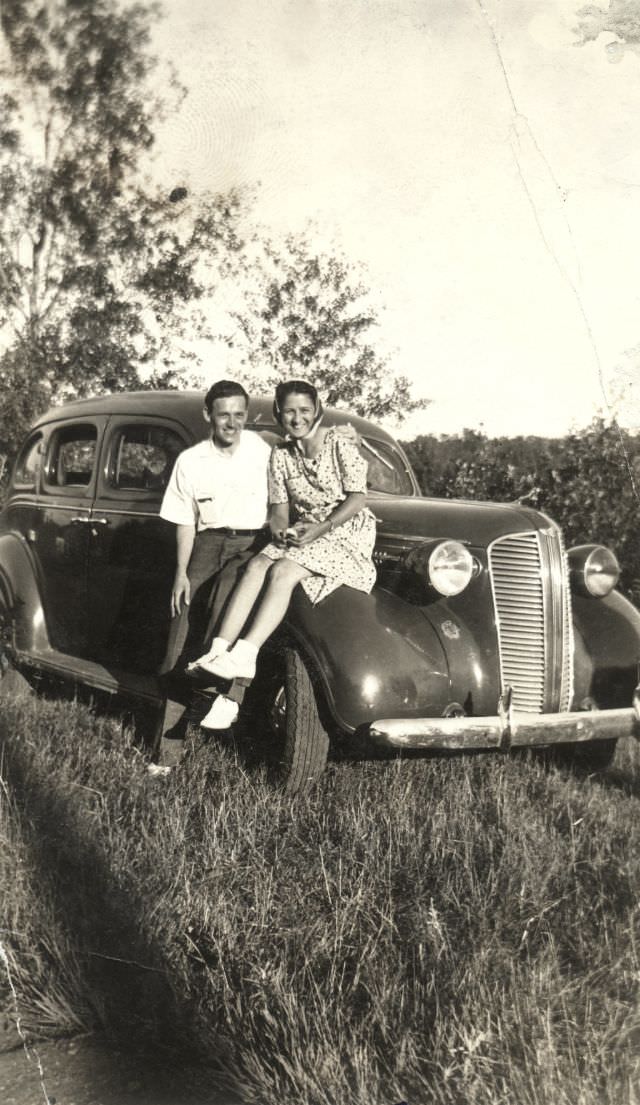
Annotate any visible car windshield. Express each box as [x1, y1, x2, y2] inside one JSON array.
[[250, 421, 416, 496], [360, 437, 415, 496]]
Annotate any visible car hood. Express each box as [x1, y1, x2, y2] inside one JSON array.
[[369, 495, 552, 547]]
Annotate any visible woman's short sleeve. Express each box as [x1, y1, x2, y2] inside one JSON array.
[[334, 433, 368, 494], [268, 445, 289, 505]]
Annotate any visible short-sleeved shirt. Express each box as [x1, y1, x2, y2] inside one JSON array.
[[160, 432, 270, 532]]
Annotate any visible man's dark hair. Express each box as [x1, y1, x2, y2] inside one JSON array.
[[204, 380, 249, 414]]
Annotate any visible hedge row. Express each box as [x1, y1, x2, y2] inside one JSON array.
[[402, 419, 640, 604]]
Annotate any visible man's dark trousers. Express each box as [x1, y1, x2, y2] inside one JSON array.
[[156, 529, 265, 766]]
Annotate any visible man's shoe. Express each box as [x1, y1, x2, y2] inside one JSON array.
[[200, 695, 239, 730], [147, 763, 173, 778]]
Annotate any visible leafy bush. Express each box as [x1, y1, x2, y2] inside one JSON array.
[[403, 420, 640, 604]]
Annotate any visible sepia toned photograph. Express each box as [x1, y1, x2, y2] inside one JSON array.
[[1, 1, 639, 1103]]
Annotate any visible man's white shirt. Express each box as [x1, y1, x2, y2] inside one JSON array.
[[160, 432, 271, 531]]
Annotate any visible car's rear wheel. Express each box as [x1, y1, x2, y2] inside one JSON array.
[[253, 644, 330, 793]]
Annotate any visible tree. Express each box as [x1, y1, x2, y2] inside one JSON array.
[[574, 1, 640, 58], [0, 0, 243, 468], [226, 233, 428, 423]]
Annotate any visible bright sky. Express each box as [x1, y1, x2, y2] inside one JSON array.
[[151, 0, 640, 438]]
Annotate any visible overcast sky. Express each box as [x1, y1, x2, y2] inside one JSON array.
[[151, 0, 640, 438]]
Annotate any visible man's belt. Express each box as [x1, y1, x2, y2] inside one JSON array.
[[205, 526, 265, 538]]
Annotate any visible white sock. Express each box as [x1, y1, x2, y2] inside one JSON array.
[[206, 636, 230, 659]]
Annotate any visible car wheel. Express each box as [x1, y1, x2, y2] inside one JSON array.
[[260, 645, 330, 793]]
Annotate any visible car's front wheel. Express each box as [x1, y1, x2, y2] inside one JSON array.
[[256, 644, 330, 793]]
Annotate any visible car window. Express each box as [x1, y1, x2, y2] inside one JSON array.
[[45, 424, 98, 488], [110, 425, 185, 493], [13, 433, 43, 490], [361, 438, 415, 495]]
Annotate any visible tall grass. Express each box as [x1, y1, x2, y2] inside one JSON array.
[[1, 689, 639, 1104]]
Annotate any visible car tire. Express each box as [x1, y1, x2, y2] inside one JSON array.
[[254, 644, 329, 793]]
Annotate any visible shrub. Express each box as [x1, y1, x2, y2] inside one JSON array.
[[403, 420, 640, 604]]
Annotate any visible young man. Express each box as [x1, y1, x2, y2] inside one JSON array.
[[151, 380, 271, 771]]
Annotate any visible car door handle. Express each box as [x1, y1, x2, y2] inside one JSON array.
[[91, 517, 110, 525], [70, 516, 91, 524]]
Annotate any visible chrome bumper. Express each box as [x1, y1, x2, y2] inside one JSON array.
[[369, 686, 640, 751]]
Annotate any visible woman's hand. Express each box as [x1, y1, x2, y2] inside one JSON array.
[[269, 504, 290, 546], [270, 525, 288, 546], [287, 521, 325, 547]]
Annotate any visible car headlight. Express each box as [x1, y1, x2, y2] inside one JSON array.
[[428, 540, 474, 597], [568, 544, 620, 597]]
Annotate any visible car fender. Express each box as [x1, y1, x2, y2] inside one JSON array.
[[0, 533, 50, 654], [572, 589, 640, 709], [285, 585, 450, 732]]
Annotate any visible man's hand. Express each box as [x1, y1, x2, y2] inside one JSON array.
[[336, 422, 361, 445], [171, 572, 191, 617]]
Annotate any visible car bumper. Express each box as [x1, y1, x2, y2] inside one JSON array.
[[369, 687, 640, 751]]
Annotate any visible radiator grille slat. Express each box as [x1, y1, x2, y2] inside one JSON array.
[[489, 530, 574, 714], [489, 533, 545, 713]]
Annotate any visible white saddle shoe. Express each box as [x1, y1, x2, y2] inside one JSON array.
[[200, 695, 240, 730], [187, 637, 229, 676], [202, 646, 256, 683]]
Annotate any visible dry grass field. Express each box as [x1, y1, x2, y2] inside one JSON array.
[[1, 686, 639, 1105]]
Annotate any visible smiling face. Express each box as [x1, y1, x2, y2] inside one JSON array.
[[204, 395, 249, 450], [279, 392, 318, 439]]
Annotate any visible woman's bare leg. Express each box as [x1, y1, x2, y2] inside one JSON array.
[[215, 554, 274, 644], [200, 559, 314, 713], [243, 558, 312, 650]]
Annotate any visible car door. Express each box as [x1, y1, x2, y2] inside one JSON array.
[[85, 415, 190, 675], [34, 417, 106, 657]]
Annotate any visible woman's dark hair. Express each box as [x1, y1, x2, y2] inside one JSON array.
[[273, 380, 323, 427], [204, 380, 249, 415]]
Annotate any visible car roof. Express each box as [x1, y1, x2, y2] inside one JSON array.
[[33, 389, 400, 445]]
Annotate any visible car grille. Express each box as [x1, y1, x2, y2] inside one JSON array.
[[488, 530, 574, 714]]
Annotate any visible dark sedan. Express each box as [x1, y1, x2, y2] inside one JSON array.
[[1, 390, 639, 790]]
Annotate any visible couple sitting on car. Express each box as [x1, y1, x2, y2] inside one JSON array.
[[153, 377, 376, 769]]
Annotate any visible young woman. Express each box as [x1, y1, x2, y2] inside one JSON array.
[[192, 379, 377, 728]]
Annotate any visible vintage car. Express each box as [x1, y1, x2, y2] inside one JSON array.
[[1, 390, 639, 790]]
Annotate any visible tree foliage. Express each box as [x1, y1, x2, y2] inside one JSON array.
[[0, 0, 243, 466], [0, 0, 427, 480], [227, 234, 428, 424], [404, 419, 640, 603], [574, 1, 640, 57]]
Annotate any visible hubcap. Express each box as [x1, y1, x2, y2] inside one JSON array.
[[269, 685, 287, 735]]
